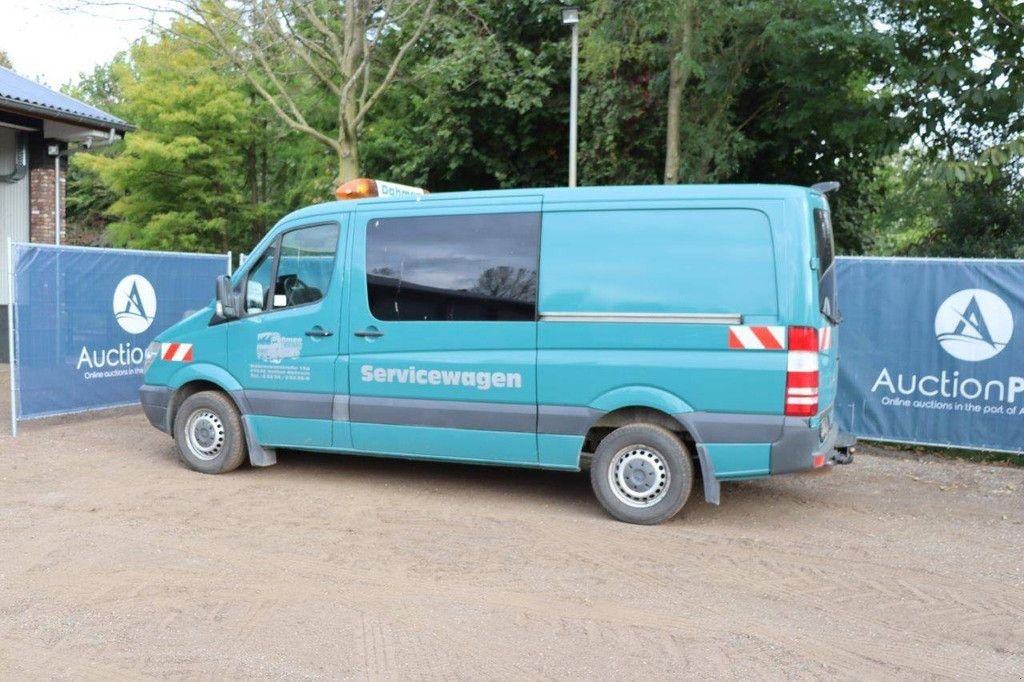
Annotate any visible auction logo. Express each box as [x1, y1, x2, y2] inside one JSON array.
[[934, 288, 1013, 362], [113, 274, 157, 334]]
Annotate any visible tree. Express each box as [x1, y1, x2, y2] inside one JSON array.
[[877, 0, 1024, 182], [853, 152, 1024, 258], [471, 266, 537, 302], [361, 0, 568, 190], [163, 0, 437, 184], [582, 0, 901, 190], [63, 57, 129, 246], [578, 0, 901, 252], [0, 50, 12, 69], [75, 22, 257, 252]]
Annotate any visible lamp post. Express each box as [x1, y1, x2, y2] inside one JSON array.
[[561, 6, 580, 188]]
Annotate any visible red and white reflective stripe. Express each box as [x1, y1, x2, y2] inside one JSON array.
[[785, 327, 819, 417], [819, 325, 833, 351], [728, 325, 785, 350], [161, 342, 193, 362]]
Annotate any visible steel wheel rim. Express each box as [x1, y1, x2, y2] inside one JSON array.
[[185, 409, 226, 461], [608, 445, 671, 508]]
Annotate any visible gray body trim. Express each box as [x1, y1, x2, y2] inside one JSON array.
[[221, 389, 786, 447], [540, 312, 742, 325], [139, 384, 172, 434], [537, 405, 601, 435], [674, 412, 784, 444], [332, 394, 350, 422], [242, 389, 334, 420], [350, 396, 536, 433]]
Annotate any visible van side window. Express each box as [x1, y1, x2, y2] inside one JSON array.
[[244, 249, 275, 314], [366, 212, 540, 322], [275, 224, 339, 308], [241, 222, 339, 315]]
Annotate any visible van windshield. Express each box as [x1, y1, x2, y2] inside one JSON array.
[[814, 208, 839, 324]]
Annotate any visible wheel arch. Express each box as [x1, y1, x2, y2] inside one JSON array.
[[165, 364, 246, 435], [583, 387, 720, 505], [167, 379, 243, 436]]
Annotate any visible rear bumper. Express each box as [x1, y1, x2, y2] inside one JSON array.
[[139, 384, 172, 434], [770, 415, 853, 474]]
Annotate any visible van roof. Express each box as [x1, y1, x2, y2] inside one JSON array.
[[279, 183, 820, 225]]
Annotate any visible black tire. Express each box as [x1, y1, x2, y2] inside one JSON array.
[[590, 423, 693, 525], [173, 391, 248, 474]]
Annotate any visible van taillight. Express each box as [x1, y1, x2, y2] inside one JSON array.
[[785, 326, 819, 417]]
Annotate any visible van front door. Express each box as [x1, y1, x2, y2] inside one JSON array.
[[226, 220, 347, 449], [346, 201, 541, 464]]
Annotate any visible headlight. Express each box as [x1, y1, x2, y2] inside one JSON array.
[[143, 341, 161, 372]]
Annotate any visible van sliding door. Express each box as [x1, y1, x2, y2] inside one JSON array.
[[346, 199, 542, 464]]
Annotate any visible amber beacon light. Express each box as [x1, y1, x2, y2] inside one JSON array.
[[335, 178, 428, 200]]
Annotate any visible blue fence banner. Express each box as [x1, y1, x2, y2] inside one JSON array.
[[836, 257, 1024, 454], [13, 244, 228, 419]]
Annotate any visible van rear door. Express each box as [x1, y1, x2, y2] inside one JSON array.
[[814, 206, 839, 414]]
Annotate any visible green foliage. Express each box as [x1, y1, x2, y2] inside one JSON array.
[[59, 0, 1024, 260], [63, 57, 128, 245], [855, 153, 1024, 258], [579, 0, 903, 251], [878, 0, 1024, 184], [0, 50, 12, 70], [62, 54, 129, 118], [362, 0, 568, 189], [68, 22, 332, 253], [75, 27, 253, 253]]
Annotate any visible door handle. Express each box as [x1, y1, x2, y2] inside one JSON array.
[[354, 329, 384, 338], [305, 327, 334, 337]]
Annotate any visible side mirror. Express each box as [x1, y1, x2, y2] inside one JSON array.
[[215, 275, 241, 319]]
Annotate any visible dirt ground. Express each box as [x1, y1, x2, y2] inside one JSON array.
[[0, 366, 1022, 680]]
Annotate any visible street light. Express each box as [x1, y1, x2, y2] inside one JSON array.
[[561, 6, 580, 188]]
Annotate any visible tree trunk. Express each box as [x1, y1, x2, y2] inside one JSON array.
[[664, 4, 694, 185], [337, 139, 360, 185]]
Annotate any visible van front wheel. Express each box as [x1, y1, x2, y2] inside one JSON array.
[[590, 424, 693, 524], [173, 391, 247, 474]]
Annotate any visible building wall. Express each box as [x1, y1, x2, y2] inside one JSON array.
[[27, 134, 65, 246], [1, 130, 63, 362], [0, 128, 31, 307]]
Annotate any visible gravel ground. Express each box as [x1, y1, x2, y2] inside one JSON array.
[[1, 365, 1022, 679]]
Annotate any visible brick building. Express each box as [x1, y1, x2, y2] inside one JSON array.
[[0, 66, 133, 360]]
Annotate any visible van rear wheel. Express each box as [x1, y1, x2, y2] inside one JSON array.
[[590, 424, 693, 525], [173, 391, 247, 474]]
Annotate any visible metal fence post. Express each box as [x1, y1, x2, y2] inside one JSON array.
[[7, 238, 17, 437]]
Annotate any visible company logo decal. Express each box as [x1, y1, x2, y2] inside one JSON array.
[[113, 274, 157, 334], [934, 288, 1013, 362], [256, 332, 302, 364]]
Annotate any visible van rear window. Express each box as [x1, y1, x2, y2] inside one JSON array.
[[814, 209, 838, 322], [814, 209, 834, 273]]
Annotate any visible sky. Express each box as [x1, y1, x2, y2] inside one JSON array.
[[0, 1, 167, 88]]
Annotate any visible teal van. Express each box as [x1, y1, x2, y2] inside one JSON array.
[[140, 181, 853, 524]]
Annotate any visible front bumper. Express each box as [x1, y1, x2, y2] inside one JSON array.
[[139, 384, 173, 434]]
